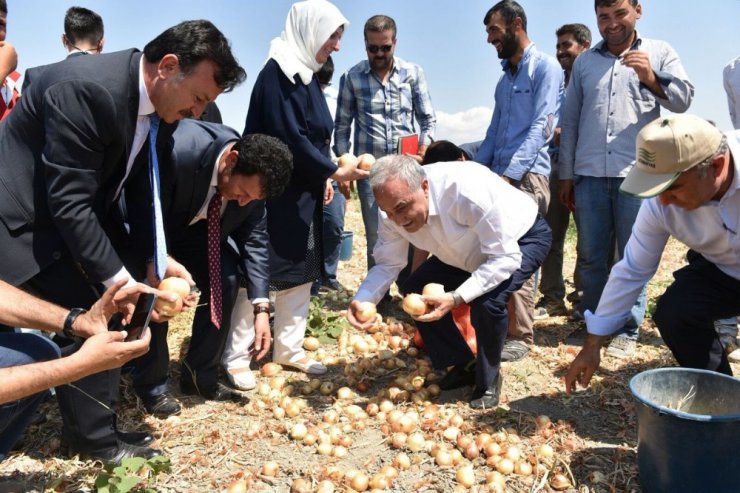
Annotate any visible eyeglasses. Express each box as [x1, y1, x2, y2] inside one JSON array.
[[366, 44, 393, 54]]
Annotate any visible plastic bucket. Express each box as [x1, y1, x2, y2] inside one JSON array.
[[629, 368, 740, 492], [339, 231, 353, 261]]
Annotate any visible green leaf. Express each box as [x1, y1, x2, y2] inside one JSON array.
[[121, 456, 148, 473], [146, 455, 172, 474], [117, 475, 143, 493], [94, 474, 112, 493]]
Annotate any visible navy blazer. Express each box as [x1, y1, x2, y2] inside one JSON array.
[[127, 120, 270, 300], [0, 49, 144, 285], [244, 58, 336, 283]]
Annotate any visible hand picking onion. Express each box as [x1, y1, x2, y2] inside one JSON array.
[[355, 301, 378, 323], [422, 283, 445, 297], [357, 153, 376, 171]]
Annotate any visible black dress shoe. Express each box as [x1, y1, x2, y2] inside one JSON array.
[[181, 380, 247, 403], [118, 430, 155, 447], [70, 440, 162, 465], [469, 371, 503, 409], [436, 363, 476, 390], [142, 392, 182, 417]]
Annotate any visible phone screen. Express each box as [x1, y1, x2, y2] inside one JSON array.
[[125, 293, 157, 342]]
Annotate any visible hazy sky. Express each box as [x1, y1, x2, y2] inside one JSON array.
[[8, 1, 740, 144]]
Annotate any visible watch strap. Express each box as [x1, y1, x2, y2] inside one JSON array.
[[63, 308, 88, 338], [253, 305, 270, 316]]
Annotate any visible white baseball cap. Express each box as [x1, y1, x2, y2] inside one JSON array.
[[621, 114, 723, 198]]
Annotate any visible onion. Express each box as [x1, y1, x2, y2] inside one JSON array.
[[355, 301, 378, 323], [285, 402, 301, 418], [514, 461, 532, 476], [303, 337, 320, 351], [290, 478, 311, 493], [422, 282, 446, 297], [290, 423, 307, 440], [316, 442, 333, 456], [154, 295, 183, 318], [337, 386, 353, 400], [272, 406, 285, 419], [270, 376, 286, 390], [496, 458, 514, 475], [157, 276, 190, 299], [319, 381, 335, 396], [226, 480, 248, 493], [357, 153, 376, 171], [402, 293, 427, 316], [366, 402, 379, 416], [435, 449, 453, 467], [369, 473, 388, 490], [261, 363, 282, 377], [332, 445, 348, 458], [535, 414, 552, 429], [407, 432, 426, 452], [504, 446, 521, 462], [302, 433, 317, 446], [391, 432, 407, 449], [536, 443, 554, 459], [262, 461, 279, 476], [315, 480, 335, 493], [550, 474, 571, 491], [456, 465, 476, 488], [464, 443, 480, 460], [350, 472, 370, 492], [443, 426, 460, 442], [394, 452, 411, 470], [484, 442, 502, 457], [337, 153, 357, 168], [427, 384, 441, 397]]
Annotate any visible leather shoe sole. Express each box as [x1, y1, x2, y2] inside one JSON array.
[[142, 392, 182, 417], [469, 371, 503, 409], [181, 380, 247, 403]]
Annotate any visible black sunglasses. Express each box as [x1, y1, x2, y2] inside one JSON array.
[[366, 44, 393, 54]]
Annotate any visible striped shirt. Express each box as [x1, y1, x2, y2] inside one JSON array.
[[333, 56, 436, 158]]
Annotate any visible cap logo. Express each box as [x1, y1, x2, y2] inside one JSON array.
[[638, 148, 656, 168]]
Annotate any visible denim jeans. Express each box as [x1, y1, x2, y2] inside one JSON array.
[[356, 177, 379, 269], [574, 175, 646, 339], [0, 333, 60, 460], [322, 181, 346, 286]]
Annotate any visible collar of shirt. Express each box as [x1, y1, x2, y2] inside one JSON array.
[[138, 57, 155, 117], [501, 42, 534, 72], [720, 131, 740, 207], [594, 31, 643, 56], [190, 143, 232, 225]]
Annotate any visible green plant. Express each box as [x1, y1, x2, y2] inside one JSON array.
[[307, 296, 346, 343], [95, 456, 171, 493]]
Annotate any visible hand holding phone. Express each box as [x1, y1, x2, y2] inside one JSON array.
[[123, 293, 157, 342]]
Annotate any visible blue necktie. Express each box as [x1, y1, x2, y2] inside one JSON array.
[[149, 114, 168, 280]]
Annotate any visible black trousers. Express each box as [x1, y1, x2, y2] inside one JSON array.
[[653, 250, 740, 376], [401, 216, 551, 390], [22, 256, 120, 453], [132, 224, 242, 395]]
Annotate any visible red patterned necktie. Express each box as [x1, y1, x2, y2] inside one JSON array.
[[207, 192, 222, 329]]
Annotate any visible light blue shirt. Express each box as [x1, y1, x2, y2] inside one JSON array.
[[474, 43, 563, 181], [333, 56, 436, 158], [559, 35, 694, 180], [587, 131, 740, 336]]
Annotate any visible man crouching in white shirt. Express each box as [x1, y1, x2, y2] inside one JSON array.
[[346, 155, 551, 408], [565, 114, 740, 394]]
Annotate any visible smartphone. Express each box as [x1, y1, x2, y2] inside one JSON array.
[[124, 293, 157, 342]]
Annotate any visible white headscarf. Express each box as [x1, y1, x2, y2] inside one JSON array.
[[268, 0, 349, 85]]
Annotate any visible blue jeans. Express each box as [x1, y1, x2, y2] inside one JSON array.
[[574, 176, 646, 339], [356, 177, 379, 269], [0, 333, 60, 460], [322, 181, 346, 286]]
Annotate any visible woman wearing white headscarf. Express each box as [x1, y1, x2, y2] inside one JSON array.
[[229, 0, 365, 379]]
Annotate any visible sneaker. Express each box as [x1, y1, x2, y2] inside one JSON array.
[[436, 362, 476, 390], [533, 300, 568, 320], [226, 368, 257, 391], [501, 340, 529, 362], [469, 371, 503, 409], [606, 334, 636, 358]]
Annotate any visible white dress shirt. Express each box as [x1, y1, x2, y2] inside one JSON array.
[[355, 161, 538, 304], [587, 130, 740, 336], [105, 57, 155, 288]]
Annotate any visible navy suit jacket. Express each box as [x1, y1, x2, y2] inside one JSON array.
[[0, 49, 146, 285], [127, 120, 270, 300]]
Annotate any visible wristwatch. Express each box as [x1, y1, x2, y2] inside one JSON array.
[[63, 308, 88, 338], [253, 305, 270, 316], [450, 291, 464, 307]]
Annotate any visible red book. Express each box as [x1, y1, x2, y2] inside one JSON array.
[[397, 133, 419, 156]]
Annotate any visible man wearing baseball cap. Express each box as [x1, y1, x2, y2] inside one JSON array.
[[564, 114, 740, 393]]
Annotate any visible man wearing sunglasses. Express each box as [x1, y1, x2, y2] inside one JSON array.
[[334, 15, 436, 288]]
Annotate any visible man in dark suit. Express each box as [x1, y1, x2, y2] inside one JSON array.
[[0, 20, 245, 463], [21, 6, 104, 92], [126, 121, 292, 412]]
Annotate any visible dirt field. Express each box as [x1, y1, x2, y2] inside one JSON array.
[[1, 194, 736, 492]]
